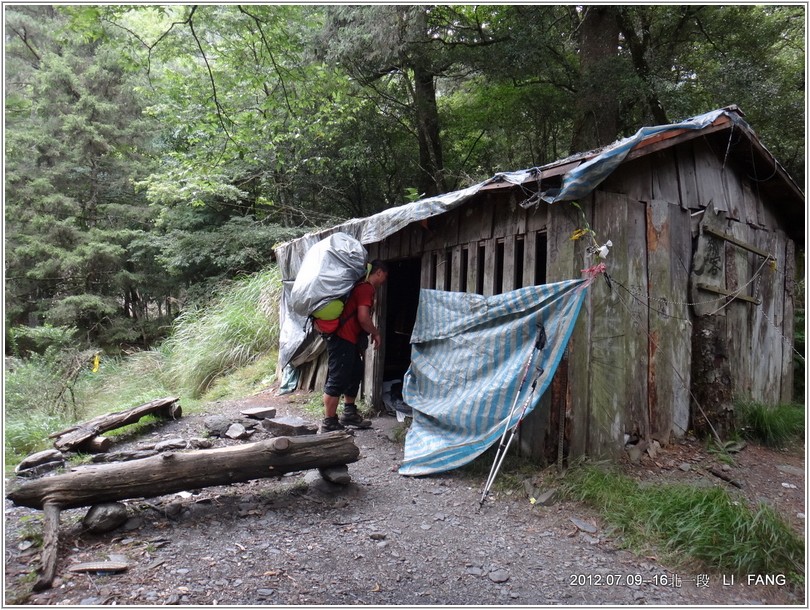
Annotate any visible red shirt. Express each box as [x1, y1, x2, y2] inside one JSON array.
[[336, 281, 374, 344]]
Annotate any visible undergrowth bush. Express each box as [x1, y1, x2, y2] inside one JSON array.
[[561, 463, 804, 581], [5, 354, 80, 465]]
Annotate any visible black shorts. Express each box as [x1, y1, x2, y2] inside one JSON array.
[[323, 335, 364, 398]]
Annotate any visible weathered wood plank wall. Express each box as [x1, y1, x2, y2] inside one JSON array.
[[292, 134, 797, 460]]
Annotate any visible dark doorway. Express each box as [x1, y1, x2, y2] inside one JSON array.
[[383, 257, 421, 381]]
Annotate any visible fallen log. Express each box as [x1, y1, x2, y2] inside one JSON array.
[[49, 396, 181, 453], [8, 431, 359, 510], [10, 431, 359, 591]]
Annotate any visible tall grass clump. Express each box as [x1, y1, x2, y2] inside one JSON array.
[[561, 464, 804, 580], [5, 325, 90, 464], [161, 267, 283, 397], [735, 399, 805, 448]]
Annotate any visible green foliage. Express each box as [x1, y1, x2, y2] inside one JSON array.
[[6, 324, 78, 358], [561, 464, 804, 580], [735, 400, 805, 448], [4, 5, 168, 349], [161, 267, 283, 397], [203, 353, 278, 401]]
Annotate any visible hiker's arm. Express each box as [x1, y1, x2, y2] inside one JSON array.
[[357, 305, 381, 349]]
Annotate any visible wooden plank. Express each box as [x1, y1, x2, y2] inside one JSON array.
[[780, 236, 796, 403], [702, 226, 773, 259], [381, 231, 399, 260], [675, 143, 702, 210], [9, 433, 360, 511], [458, 198, 494, 244], [723, 221, 755, 398], [748, 228, 783, 405], [605, 155, 652, 203], [649, 150, 682, 206], [690, 205, 729, 317], [588, 192, 648, 456], [696, 283, 760, 304], [467, 242, 480, 294], [421, 252, 432, 289], [693, 138, 730, 216], [492, 194, 527, 239], [364, 279, 388, 410], [408, 222, 425, 257], [741, 179, 762, 228], [721, 162, 745, 221], [502, 236, 517, 292], [645, 200, 692, 443], [523, 231, 538, 288], [313, 351, 330, 392], [525, 202, 548, 233], [450, 246, 463, 291], [52, 397, 181, 452], [481, 238, 497, 296]]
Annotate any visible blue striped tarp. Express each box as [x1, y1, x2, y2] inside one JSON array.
[[399, 279, 591, 476]]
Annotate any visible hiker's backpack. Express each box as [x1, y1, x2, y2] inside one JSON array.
[[290, 232, 367, 333]]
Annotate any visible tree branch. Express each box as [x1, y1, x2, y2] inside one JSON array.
[[186, 6, 235, 145], [237, 6, 295, 114], [8, 25, 41, 66]]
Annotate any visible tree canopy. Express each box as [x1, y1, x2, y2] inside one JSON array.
[[4, 4, 804, 352]]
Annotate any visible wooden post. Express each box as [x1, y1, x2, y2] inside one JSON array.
[[32, 503, 61, 592]]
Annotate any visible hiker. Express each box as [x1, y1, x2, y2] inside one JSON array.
[[320, 259, 389, 432]]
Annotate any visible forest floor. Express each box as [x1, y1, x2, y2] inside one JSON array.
[[4, 387, 806, 607]]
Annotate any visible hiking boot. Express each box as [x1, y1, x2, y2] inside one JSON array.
[[339, 409, 372, 429], [319, 416, 345, 433]]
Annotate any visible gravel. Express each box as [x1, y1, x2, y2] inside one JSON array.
[[4, 389, 804, 605]]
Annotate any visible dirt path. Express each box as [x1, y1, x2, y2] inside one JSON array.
[[4, 388, 805, 605]]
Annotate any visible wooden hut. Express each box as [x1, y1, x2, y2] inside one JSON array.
[[275, 106, 803, 461]]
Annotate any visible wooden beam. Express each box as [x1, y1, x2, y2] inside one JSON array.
[[702, 226, 773, 259], [696, 282, 761, 305]]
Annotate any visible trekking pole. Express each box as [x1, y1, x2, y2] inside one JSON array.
[[479, 322, 546, 506]]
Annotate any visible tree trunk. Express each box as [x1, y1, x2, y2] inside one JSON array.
[[413, 63, 445, 197], [570, 6, 621, 152], [616, 7, 670, 125], [690, 316, 734, 440], [411, 7, 446, 197], [7, 432, 359, 510]]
